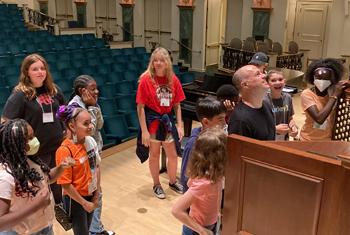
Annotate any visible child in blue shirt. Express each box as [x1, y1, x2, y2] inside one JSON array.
[[180, 96, 226, 192]]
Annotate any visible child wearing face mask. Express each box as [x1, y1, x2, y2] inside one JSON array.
[[263, 70, 298, 140], [300, 58, 350, 141], [0, 119, 74, 234]]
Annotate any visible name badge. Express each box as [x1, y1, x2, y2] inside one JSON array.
[[42, 112, 54, 123], [160, 97, 170, 107], [276, 134, 286, 141], [313, 120, 327, 130]]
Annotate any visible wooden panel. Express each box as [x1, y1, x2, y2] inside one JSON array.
[[222, 134, 350, 235], [239, 158, 323, 235]]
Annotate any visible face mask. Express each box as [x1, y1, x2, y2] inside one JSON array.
[[314, 79, 331, 92], [27, 137, 40, 155]]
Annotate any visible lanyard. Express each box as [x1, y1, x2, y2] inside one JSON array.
[[36, 96, 53, 113]]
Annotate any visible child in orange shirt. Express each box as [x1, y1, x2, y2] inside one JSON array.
[[172, 128, 226, 235], [56, 105, 101, 235]]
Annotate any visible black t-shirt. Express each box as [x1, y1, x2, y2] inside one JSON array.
[[228, 101, 275, 140], [2, 86, 65, 156]]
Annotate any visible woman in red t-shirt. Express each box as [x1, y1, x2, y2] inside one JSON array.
[[136, 47, 185, 199]]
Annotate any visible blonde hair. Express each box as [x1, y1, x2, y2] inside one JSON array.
[[187, 128, 227, 182], [140, 47, 174, 87], [15, 53, 57, 100]]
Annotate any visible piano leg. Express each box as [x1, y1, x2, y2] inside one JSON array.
[[183, 118, 193, 137]]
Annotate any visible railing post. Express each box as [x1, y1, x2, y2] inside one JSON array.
[[300, 49, 310, 72], [96, 21, 103, 38], [54, 22, 60, 35], [22, 4, 29, 23], [268, 54, 277, 68], [341, 55, 350, 80]]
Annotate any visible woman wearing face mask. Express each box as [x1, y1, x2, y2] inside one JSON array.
[[55, 105, 101, 235], [300, 58, 350, 141], [0, 119, 74, 234], [1, 54, 65, 203]]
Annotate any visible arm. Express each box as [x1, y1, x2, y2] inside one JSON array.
[[305, 100, 337, 125], [173, 103, 183, 141], [137, 103, 150, 147], [276, 124, 289, 135], [49, 157, 75, 184], [2, 92, 25, 120], [306, 81, 348, 124], [288, 118, 299, 138], [92, 166, 101, 205], [61, 184, 96, 213], [171, 192, 213, 235], [87, 106, 104, 132], [0, 188, 51, 231]]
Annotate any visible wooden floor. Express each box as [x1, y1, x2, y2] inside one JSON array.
[[53, 139, 183, 235], [53, 94, 306, 235]]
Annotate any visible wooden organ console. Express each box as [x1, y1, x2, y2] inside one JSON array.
[[222, 134, 350, 235], [333, 88, 350, 141]]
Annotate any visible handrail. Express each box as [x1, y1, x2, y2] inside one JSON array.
[[116, 23, 142, 38], [170, 38, 201, 54], [26, 8, 56, 34]]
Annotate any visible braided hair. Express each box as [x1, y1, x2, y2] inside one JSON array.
[[0, 119, 49, 197], [56, 104, 85, 129], [70, 74, 95, 100]]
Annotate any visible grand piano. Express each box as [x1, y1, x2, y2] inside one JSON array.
[[181, 71, 233, 136], [181, 67, 304, 137]]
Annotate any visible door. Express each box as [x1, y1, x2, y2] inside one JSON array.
[[144, 0, 172, 52], [95, 0, 118, 36], [294, 2, 328, 59], [206, 0, 226, 67]]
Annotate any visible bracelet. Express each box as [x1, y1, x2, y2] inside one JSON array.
[[330, 95, 338, 101]]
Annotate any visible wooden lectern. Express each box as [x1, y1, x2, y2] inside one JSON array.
[[223, 134, 350, 235]]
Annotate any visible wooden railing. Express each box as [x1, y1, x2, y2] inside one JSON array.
[[220, 45, 304, 73], [220, 46, 255, 73], [276, 52, 303, 70], [26, 8, 56, 34]]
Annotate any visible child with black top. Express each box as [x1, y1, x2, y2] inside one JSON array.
[[216, 84, 240, 125], [263, 70, 298, 140]]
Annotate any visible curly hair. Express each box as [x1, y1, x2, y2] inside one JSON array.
[[187, 128, 227, 182], [304, 58, 344, 85], [0, 119, 50, 198]]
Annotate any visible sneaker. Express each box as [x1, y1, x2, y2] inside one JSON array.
[[169, 181, 184, 194], [96, 231, 115, 235], [153, 184, 166, 199]]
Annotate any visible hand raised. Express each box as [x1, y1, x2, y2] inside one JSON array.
[[60, 157, 76, 169]]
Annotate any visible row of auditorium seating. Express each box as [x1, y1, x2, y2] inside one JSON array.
[[0, 3, 196, 148]]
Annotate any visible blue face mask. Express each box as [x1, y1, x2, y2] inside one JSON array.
[[27, 137, 40, 155]]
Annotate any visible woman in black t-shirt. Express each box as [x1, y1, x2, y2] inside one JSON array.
[[1, 53, 65, 203]]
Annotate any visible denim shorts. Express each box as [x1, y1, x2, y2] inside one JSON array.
[[182, 223, 216, 235], [0, 225, 53, 235], [150, 133, 174, 143]]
